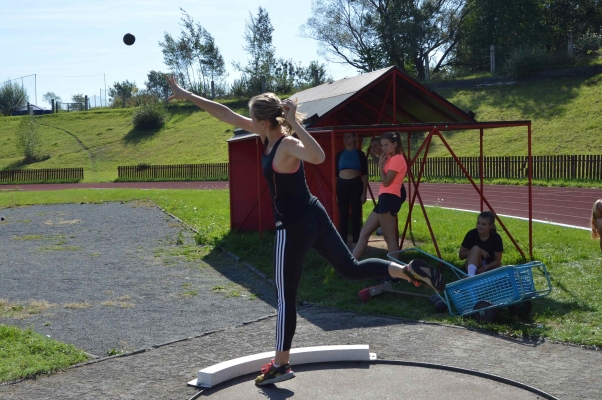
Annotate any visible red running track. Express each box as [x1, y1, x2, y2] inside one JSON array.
[[1, 181, 599, 229], [370, 183, 602, 229]]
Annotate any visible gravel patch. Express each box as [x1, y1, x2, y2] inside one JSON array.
[[0, 202, 277, 357]]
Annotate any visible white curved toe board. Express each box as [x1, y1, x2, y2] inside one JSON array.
[[188, 344, 376, 388]]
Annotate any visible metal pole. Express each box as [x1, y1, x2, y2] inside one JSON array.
[[408, 132, 412, 234], [331, 130, 337, 228], [527, 123, 533, 259], [393, 72, 396, 124], [480, 128, 484, 212]]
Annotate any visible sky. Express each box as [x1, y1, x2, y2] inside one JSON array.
[[0, 0, 358, 108]]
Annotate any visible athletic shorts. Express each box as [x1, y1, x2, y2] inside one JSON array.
[[373, 193, 402, 217]]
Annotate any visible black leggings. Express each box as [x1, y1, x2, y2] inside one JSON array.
[[273, 200, 391, 352], [336, 176, 363, 243]]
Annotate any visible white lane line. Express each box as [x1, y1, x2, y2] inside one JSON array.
[[425, 205, 589, 231]]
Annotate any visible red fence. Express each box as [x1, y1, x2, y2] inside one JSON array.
[[0, 168, 84, 183], [118, 163, 229, 181], [368, 155, 602, 181]]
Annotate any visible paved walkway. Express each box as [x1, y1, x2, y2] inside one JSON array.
[[2, 306, 600, 399]]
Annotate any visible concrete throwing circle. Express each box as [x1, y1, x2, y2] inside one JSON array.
[[195, 361, 551, 399]]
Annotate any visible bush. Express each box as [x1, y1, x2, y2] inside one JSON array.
[[0, 81, 28, 116], [574, 32, 602, 56], [16, 115, 47, 162], [503, 47, 549, 79], [132, 104, 167, 130]]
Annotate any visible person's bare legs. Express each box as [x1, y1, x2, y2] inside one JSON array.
[[274, 350, 290, 366], [379, 211, 399, 259], [353, 211, 380, 259], [466, 245, 483, 274]]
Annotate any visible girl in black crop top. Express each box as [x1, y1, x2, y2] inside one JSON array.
[[166, 75, 445, 386]]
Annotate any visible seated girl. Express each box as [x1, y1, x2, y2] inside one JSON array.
[[458, 211, 503, 277]]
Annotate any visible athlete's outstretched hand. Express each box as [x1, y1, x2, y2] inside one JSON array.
[[166, 75, 188, 101]]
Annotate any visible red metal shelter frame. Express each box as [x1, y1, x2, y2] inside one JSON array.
[[308, 120, 534, 260]]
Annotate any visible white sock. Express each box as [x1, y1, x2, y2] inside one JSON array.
[[272, 362, 280, 368], [467, 264, 477, 277]]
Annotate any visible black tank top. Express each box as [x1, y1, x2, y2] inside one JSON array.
[[262, 135, 315, 229]]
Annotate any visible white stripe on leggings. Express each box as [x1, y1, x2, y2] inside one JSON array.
[[275, 228, 286, 351]]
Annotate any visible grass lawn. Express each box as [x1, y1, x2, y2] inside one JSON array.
[[0, 325, 88, 382], [1, 188, 600, 364], [432, 74, 602, 157]]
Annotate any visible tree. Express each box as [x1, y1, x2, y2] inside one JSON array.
[[301, 0, 386, 73], [72, 94, 85, 103], [145, 71, 171, 100], [108, 80, 138, 108], [301, 0, 467, 79], [72, 93, 86, 110], [540, 0, 602, 51], [454, 0, 546, 71], [159, 9, 227, 98], [233, 7, 276, 94], [16, 115, 45, 162], [42, 91, 61, 106], [0, 80, 28, 116]]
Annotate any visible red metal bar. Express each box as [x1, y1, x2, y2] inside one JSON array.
[[228, 140, 234, 231], [331, 130, 338, 227], [434, 130, 526, 259], [377, 80, 393, 124], [407, 132, 412, 233], [480, 128, 484, 212], [527, 124, 533, 259], [308, 121, 531, 135], [393, 72, 397, 124], [400, 130, 442, 260]]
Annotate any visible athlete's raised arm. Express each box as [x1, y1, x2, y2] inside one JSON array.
[[166, 75, 255, 134]]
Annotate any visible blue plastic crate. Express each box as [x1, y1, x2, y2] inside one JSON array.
[[387, 248, 552, 317], [445, 266, 523, 314]]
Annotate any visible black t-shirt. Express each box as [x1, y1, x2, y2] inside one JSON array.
[[461, 229, 503, 264]]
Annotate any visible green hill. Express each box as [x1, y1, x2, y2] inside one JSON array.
[[0, 74, 601, 183], [0, 100, 248, 182], [433, 74, 602, 156]]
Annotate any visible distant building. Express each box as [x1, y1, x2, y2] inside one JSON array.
[[11, 104, 53, 116]]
